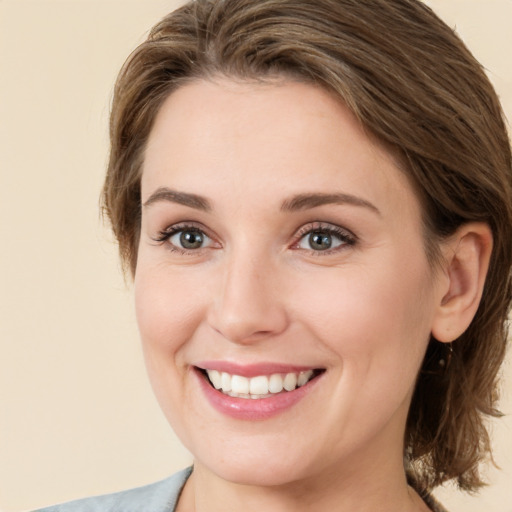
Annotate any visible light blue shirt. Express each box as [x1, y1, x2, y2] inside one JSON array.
[[33, 467, 192, 512]]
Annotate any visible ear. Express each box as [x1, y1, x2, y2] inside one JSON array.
[[431, 223, 493, 343]]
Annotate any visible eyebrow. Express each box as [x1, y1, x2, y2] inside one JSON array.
[[143, 187, 380, 216], [281, 192, 380, 215], [143, 187, 212, 211]]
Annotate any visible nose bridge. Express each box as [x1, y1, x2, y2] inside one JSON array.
[[208, 242, 288, 344]]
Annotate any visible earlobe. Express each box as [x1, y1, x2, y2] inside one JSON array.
[[431, 223, 493, 343]]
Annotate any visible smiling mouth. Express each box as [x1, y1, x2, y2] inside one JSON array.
[[198, 368, 324, 399]]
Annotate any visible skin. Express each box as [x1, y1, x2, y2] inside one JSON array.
[[134, 78, 487, 511]]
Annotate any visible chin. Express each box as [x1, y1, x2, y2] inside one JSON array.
[[202, 456, 312, 487], [187, 433, 325, 488]]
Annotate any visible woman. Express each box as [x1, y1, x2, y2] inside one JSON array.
[[35, 0, 511, 510]]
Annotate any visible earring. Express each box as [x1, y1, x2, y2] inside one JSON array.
[[438, 343, 453, 369]]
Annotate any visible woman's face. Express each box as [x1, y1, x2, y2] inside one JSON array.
[[136, 79, 446, 486]]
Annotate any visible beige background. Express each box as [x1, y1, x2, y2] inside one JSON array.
[[0, 1, 510, 511]]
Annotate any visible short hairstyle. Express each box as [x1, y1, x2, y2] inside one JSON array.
[[103, 0, 512, 493]]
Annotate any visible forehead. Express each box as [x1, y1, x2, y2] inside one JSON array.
[[142, 78, 418, 221]]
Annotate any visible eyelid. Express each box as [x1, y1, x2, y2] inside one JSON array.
[[291, 222, 357, 253], [151, 221, 220, 253]]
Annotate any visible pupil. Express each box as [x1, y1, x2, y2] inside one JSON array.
[[180, 230, 203, 249], [310, 231, 332, 250]]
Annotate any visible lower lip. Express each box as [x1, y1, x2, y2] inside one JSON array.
[[194, 369, 322, 421]]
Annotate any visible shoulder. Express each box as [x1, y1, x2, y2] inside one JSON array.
[[32, 467, 192, 512]]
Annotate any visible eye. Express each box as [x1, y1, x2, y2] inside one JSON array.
[[153, 224, 215, 253], [169, 229, 210, 250], [295, 224, 355, 253]]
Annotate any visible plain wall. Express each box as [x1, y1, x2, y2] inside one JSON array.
[[0, 1, 510, 511]]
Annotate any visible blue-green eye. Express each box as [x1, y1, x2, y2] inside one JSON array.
[[169, 228, 212, 250], [297, 226, 354, 252], [170, 229, 204, 249], [153, 225, 214, 252], [307, 231, 334, 251]]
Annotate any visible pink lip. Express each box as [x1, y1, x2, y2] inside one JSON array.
[[193, 366, 324, 421], [195, 361, 318, 377]]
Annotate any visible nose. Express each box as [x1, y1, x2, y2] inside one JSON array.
[[207, 250, 289, 344]]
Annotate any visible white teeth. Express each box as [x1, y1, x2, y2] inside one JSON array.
[[283, 372, 297, 391], [298, 370, 313, 387], [205, 369, 316, 399], [268, 373, 284, 393], [249, 375, 269, 395], [221, 372, 232, 392], [208, 370, 222, 389], [231, 375, 250, 394]]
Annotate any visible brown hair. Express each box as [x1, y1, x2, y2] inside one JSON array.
[[103, 0, 512, 493]]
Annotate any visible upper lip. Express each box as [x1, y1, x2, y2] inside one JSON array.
[[195, 361, 323, 378]]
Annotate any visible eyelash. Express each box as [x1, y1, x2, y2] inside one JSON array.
[[292, 222, 356, 254], [152, 222, 356, 255], [152, 223, 214, 255]]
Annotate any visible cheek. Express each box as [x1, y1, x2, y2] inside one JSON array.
[[133, 267, 206, 431], [291, 257, 435, 377], [135, 266, 204, 347], [133, 266, 209, 400], [296, 262, 435, 432]]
